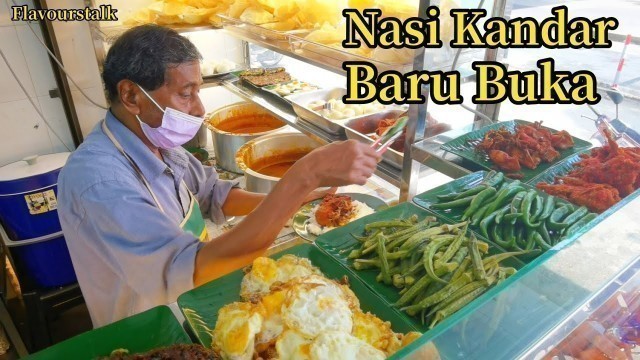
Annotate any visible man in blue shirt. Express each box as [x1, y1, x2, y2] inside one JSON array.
[[58, 25, 381, 327]]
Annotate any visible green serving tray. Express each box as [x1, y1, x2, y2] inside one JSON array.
[[440, 120, 592, 182], [27, 306, 191, 360], [177, 243, 417, 348], [314, 202, 525, 333], [527, 149, 590, 185], [411, 171, 580, 262]]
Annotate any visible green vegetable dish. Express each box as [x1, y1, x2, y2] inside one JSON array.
[[415, 171, 599, 257], [347, 214, 525, 328]]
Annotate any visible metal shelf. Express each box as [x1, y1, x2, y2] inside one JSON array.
[[411, 126, 486, 179]]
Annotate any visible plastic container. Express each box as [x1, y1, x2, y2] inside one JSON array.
[[0, 153, 77, 288]]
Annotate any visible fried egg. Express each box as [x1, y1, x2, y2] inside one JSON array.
[[255, 288, 287, 351], [282, 280, 353, 338], [310, 331, 386, 360], [275, 330, 313, 360], [212, 302, 263, 360], [240, 255, 321, 300], [352, 310, 396, 354]]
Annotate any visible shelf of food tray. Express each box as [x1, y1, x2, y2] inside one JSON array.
[[235, 67, 320, 100], [531, 130, 640, 214], [28, 306, 195, 359], [439, 120, 593, 183], [289, 27, 414, 74], [287, 87, 393, 135], [121, 0, 226, 27], [344, 111, 452, 169], [218, 14, 312, 44], [177, 243, 432, 360], [201, 59, 242, 80], [292, 193, 388, 241]]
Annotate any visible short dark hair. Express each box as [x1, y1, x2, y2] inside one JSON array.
[[102, 25, 202, 102]]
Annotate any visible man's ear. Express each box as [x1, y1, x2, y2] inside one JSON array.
[[117, 80, 141, 115]]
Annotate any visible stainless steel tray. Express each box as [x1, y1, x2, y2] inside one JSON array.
[[287, 87, 394, 135], [343, 109, 407, 169]]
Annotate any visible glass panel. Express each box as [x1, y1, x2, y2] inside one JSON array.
[[395, 190, 640, 359]]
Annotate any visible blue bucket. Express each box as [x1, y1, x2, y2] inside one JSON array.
[[0, 154, 77, 289]]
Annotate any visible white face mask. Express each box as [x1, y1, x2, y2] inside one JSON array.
[[135, 84, 204, 149]]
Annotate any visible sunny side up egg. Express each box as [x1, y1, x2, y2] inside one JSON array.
[[281, 278, 354, 338], [310, 331, 386, 360], [240, 255, 321, 301], [212, 302, 263, 360]]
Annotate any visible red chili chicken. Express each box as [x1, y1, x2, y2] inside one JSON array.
[[536, 130, 640, 213], [314, 194, 355, 227], [476, 121, 574, 173]]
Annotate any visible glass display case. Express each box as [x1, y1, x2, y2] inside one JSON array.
[[74, 0, 640, 359]]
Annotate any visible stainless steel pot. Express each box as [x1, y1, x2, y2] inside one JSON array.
[[206, 102, 287, 173], [236, 132, 321, 193]]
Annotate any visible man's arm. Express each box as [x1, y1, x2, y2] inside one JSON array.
[[193, 140, 380, 286], [221, 187, 337, 217]]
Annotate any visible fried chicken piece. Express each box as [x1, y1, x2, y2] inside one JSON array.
[[314, 194, 355, 227], [550, 130, 575, 150], [489, 150, 521, 172], [537, 178, 621, 213]]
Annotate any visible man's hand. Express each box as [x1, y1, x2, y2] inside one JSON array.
[[291, 140, 382, 188]]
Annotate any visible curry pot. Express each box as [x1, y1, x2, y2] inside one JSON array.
[[235, 132, 321, 193], [206, 102, 287, 173]]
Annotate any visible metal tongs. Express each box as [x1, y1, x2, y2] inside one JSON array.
[[371, 116, 409, 154]]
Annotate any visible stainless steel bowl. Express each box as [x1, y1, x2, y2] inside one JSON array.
[[206, 102, 287, 173], [236, 132, 321, 193]]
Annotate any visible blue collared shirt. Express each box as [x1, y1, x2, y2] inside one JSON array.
[[58, 111, 237, 327]]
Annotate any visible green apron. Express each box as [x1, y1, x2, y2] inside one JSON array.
[[103, 121, 209, 242]]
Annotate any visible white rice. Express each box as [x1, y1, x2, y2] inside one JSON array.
[[307, 200, 375, 236]]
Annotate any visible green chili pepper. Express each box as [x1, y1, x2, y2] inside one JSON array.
[[486, 183, 525, 215], [524, 228, 537, 251], [562, 206, 589, 228], [462, 187, 497, 220], [503, 213, 522, 224], [483, 171, 504, 188], [530, 195, 544, 222], [470, 199, 497, 226], [479, 209, 499, 239], [536, 195, 556, 222], [537, 221, 553, 247], [502, 222, 516, 249], [547, 205, 572, 230], [491, 222, 511, 248], [431, 195, 476, 210], [565, 213, 598, 238], [451, 185, 487, 200], [510, 191, 527, 214], [494, 205, 512, 224], [521, 190, 541, 228], [532, 231, 552, 251]]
